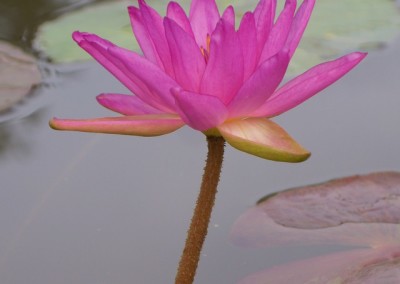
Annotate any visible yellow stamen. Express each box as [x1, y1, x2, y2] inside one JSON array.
[[200, 34, 211, 63], [200, 46, 207, 58], [206, 34, 211, 52]]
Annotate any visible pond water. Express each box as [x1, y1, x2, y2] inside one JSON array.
[[1, 0, 400, 283]]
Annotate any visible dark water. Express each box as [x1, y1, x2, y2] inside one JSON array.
[[1, 0, 400, 283], [0, 0, 111, 50]]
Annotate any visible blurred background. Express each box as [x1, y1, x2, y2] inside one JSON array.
[[0, 0, 400, 283]]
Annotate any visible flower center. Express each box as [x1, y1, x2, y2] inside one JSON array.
[[200, 34, 211, 63]]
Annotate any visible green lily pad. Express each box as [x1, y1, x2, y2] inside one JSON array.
[[36, 0, 400, 73], [0, 41, 41, 112], [36, 1, 138, 63], [289, 0, 400, 73]]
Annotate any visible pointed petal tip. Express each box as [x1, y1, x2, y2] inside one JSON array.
[[72, 31, 84, 42], [72, 31, 96, 44], [127, 6, 137, 13], [340, 51, 368, 65], [138, 0, 150, 10], [49, 117, 78, 131], [49, 117, 60, 130], [96, 93, 105, 100], [287, 0, 297, 6], [95, 93, 110, 104], [245, 143, 311, 163], [95, 93, 108, 107], [307, 0, 316, 7], [253, 51, 368, 117], [218, 118, 311, 163], [233, 139, 311, 163], [49, 117, 79, 132], [352, 51, 368, 60]]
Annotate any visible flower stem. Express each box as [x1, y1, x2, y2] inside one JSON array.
[[175, 136, 225, 284]]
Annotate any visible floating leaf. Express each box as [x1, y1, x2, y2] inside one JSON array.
[[231, 172, 400, 248], [35, 1, 156, 62], [289, 0, 400, 74], [238, 246, 400, 284], [35, 0, 400, 71], [0, 41, 41, 112], [231, 172, 400, 283], [259, 172, 400, 229]]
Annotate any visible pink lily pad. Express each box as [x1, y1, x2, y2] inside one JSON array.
[[260, 171, 400, 229], [232, 172, 400, 248], [238, 246, 400, 284], [0, 41, 41, 112], [231, 172, 400, 283]]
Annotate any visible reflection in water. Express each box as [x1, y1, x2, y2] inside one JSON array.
[[0, 109, 46, 158], [0, 0, 111, 145], [0, 0, 108, 51], [0, 41, 42, 112], [231, 172, 400, 283], [236, 246, 400, 284], [0, 135, 100, 274]]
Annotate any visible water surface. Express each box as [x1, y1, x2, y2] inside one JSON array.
[[1, 0, 400, 283]]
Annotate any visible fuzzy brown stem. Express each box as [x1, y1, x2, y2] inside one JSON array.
[[175, 136, 225, 284]]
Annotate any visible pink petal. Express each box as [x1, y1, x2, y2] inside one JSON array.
[[164, 18, 206, 92], [253, 0, 275, 58], [189, 0, 220, 48], [96, 93, 163, 115], [108, 45, 180, 112], [254, 0, 275, 21], [285, 0, 316, 57], [49, 114, 184, 137], [172, 89, 228, 131], [200, 19, 244, 104], [137, 0, 174, 77], [167, 1, 194, 36], [221, 5, 235, 27], [252, 52, 367, 117], [218, 118, 310, 162], [259, 0, 297, 63], [73, 32, 176, 113], [73, 32, 151, 106], [238, 12, 258, 80], [228, 50, 290, 117], [128, 6, 163, 67]]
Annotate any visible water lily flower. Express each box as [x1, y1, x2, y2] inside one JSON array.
[[50, 0, 366, 162]]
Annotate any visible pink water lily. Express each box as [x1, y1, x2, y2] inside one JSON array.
[[50, 0, 366, 162]]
